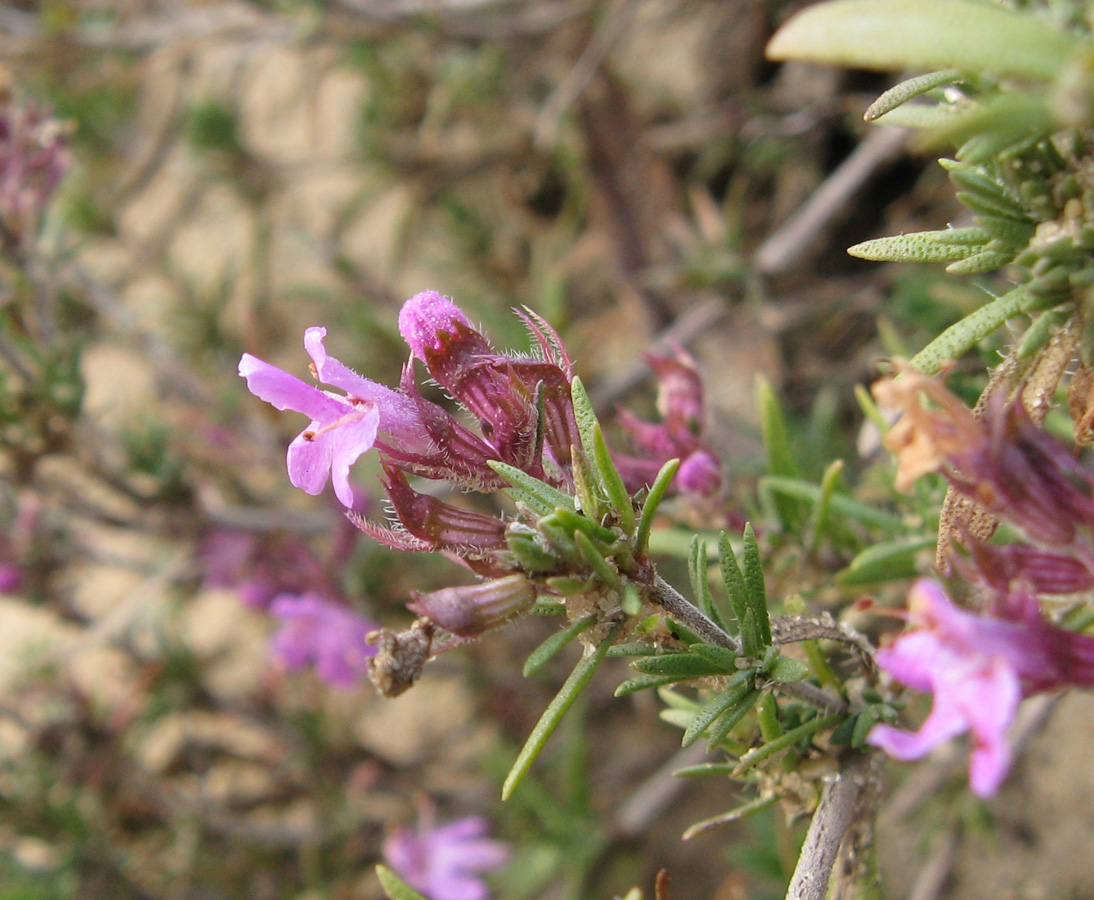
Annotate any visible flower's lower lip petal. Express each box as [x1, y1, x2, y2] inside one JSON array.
[[287, 432, 334, 495], [328, 407, 380, 507], [968, 740, 1013, 797]]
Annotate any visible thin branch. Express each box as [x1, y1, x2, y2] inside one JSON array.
[[647, 574, 740, 652], [785, 752, 873, 900]]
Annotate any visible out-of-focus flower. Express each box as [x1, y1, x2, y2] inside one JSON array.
[[198, 528, 343, 609], [268, 593, 378, 688], [874, 371, 1094, 550], [0, 70, 70, 250], [614, 346, 722, 497], [868, 580, 1094, 796], [383, 808, 509, 900]]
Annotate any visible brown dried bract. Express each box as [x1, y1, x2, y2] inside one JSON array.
[[367, 618, 435, 698]]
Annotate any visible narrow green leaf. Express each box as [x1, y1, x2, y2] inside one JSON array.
[[574, 529, 623, 590], [593, 423, 636, 534], [571, 446, 607, 522], [909, 285, 1031, 374], [633, 652, 731, 678], [682, 795, 778, 840], [717, 530, 750, 634], [864, 68, 963, 121], [635, 458, 680, 553], [741, 524, 772, 649], [690, 642, 740, 671], [766, 0, 1078, 82], [549, 507, 620, 546], [689, 535, 716, 625], [489, 460, 576, 513], [570, 376, 603, 477], [682, 673, 753, 746], [758, 475, 907, 533], [705, 688, 763, 749], [756, 376, 805, 529], [848, 230, 986, 263], [837, 535, 936, 585], [376, 866, 430, 900], [766, 656, 810, 684], [732, 714, 843, 775], [606, 641, 661, 658], [523, 614, 598, 676], [615, 672, 680, 696], [943, 247, 1016, 275], [503, 621, 622, 799], [803, 459, 844, 561]]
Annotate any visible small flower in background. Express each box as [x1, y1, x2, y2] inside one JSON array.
[[268, 593, 378, 688], [383, 804, 509, 900], [0, 67, 70, 251], [198, 528, 344, 609], [867, 580, 1094, 796], [614, 346, 722, 498]]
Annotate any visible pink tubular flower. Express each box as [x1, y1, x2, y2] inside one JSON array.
[[867, 580, 1094, 796], [268, 593, 378, 688], [239, 327, 430, 508], [383, 810, 509, 900], [614, 347, 722, 497], [398, 291, 579, 481]]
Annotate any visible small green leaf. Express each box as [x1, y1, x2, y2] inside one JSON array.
[[573, 529, 623, 591], [837, 535, 936, 585], [732, 713, 843, 775], [622, 581, 643, 616], [766, 656, 810, 684], [758, 475, 907, 533], [910, 285, 1031, 374], [689, 535, 717, 625], [503, 620, 622, 799], [864, 68, 964, 121], [570, 376, 604, 482], [943, 247, 1016, 275], [682, 673, 753, 746], [848, 229, 987, 263], [376, 865, 429, 900], [615, 673, 680, 696], [523, 614, 598, 676], [635, 457, 680, 553], [689, 642, 740, 671], [593, 423, 636, 534], [757, 376, 805, 529], [490, 460, 576, 514], [741, 524, 772, 649], [766, 0, 1079, 82], [633, 652, 732, 678], [705, 688, 763, 749], [681, 795, 778, 840], [717, 530, 750, 637], [606, 641, 662, 658]]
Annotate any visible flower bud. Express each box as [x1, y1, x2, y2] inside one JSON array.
[[408, 574, 537, 637]]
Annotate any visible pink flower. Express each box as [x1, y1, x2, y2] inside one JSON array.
[[383, 809, 509, 900], [613, 347, 722, 498], [868, 580, 1094, 796], [268, 593, 378, 688], [239, 327, 430, 508]]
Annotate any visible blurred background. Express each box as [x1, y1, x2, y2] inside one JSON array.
[[0, 1, 1053, 899]]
